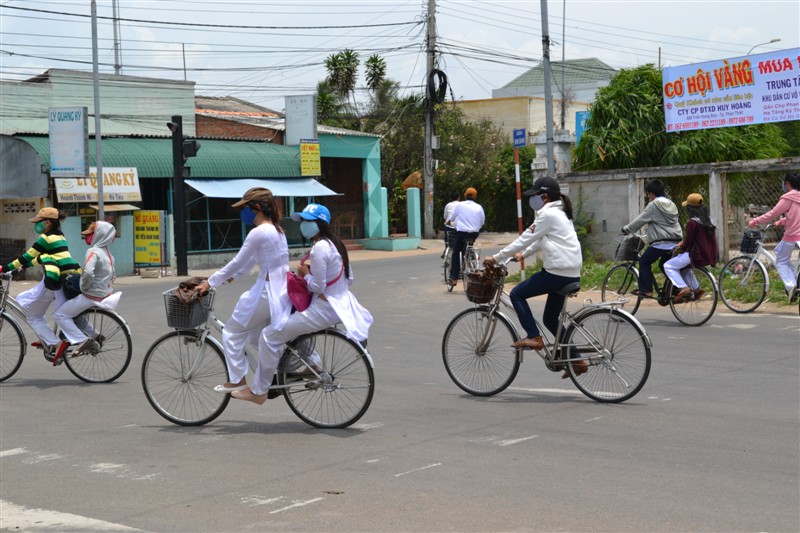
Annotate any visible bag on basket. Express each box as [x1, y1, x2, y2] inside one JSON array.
[[287, 271, 312, 312]]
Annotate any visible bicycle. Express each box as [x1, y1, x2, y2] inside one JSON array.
[[0, 272, 132, 383], [141, 286, 375, 428], [600, 234, 718, 326], [442, 262, 652, 403], [718, 226, 800, 314], [443, 234, 480, 292]]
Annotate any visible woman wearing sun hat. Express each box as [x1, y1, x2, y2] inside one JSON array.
[[663, 193, 718, 302], [1, 207, 81, 362], [232, 203, 373, 405], [196, 187, 292, 394]]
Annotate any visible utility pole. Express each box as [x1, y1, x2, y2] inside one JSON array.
[[423, 0, 436, 239], [540, 0, 556, 180], [560, 0, 566, 129], [90, 0, 104, 219], [112, 0, 121, 75]]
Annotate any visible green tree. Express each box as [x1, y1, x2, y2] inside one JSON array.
[[324, 49, 360, 118], [574, 64, 788, 171], [364, 54, 387, 92]]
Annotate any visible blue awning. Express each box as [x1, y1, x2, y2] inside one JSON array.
[[185, 178, 339, 198]]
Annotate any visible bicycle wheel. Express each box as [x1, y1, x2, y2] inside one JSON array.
[[461, 247, 480, 291], [279, 329, 374, 429], [63, 309, 132, 383], [601, 263, 641, 315], [442, 307, 520, 396], [141, 330, 230, 426], [718, 256, 768, 313], [444, 249, 454, 291], [0, 312, 25, 382], [563, 307, 650, 403], [669, 267, 718, 326]]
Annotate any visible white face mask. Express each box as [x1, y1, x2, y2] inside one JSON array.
[[300, 220, 320, 240], [528, 194, 545, 212]]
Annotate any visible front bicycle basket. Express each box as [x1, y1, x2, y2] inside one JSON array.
[[465, 265, 505, 304], [615, 234, 644, 261], [740, 230, 761, 253], [163, 287, 214, 329]]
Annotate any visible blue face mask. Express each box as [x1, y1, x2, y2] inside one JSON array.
[[240, 206, 256, 225], [528, 194, 545, 212], [300, 221, 320, 240], [782, 181, 788, 193]]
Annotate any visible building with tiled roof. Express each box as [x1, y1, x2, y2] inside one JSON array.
[[493, 58, 617, 102]]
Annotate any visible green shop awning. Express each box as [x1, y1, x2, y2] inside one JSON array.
[[14, 135, 301, 178]]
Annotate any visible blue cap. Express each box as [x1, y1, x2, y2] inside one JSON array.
[[291, 203, 331, 224]]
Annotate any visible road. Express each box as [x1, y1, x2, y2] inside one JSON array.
[[1, 242, 799, 532]]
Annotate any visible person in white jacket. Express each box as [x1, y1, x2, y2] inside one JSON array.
[[483, 177, 585, 378], [196, 188, 292, 395], [53, 220, 120, 355], [233, 203, 374, 405]]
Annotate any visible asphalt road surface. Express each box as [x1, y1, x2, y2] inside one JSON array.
[[1, 241, 798, 532]]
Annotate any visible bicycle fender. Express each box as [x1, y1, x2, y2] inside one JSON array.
[[572, 306, 652, 349], [321, 328, 375, 369]]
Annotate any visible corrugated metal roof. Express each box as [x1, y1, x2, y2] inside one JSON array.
[[502, 58, 617, 89], [15, 135, 301, 178]]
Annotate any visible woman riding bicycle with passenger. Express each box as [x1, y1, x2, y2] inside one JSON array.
[[232, 203, 374, 405], [196, 188, 291, 396], [622, 179, 683, 298], [483, 177, 584, 378]]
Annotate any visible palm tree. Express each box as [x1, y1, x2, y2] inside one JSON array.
[[365, 54, 387, 92]]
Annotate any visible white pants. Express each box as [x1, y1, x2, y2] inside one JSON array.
[[15, 280, 65, 346], [223, 287, 273, 385], [252, 300, 336, 395], [664, 252, 700, 290], [53, 295, 98, 344], [774, 240, 799, 289]]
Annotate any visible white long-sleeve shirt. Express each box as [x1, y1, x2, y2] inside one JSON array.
[[450, 200, 485, 233], [493, 200, 582, 278]]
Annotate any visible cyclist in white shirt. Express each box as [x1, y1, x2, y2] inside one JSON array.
[[446, 187, 485, 287], [442, 191, 460, 258]]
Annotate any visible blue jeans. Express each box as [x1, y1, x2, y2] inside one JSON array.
[[638, 246, 674, 293], [449, 231, 479, 281], [510, 269, 580, 339]]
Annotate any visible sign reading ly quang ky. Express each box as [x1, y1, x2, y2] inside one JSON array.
[[55, 167, 142, 203], [662, 47, 800, 132]]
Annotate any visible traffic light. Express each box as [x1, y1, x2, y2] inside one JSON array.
[[167, 115, 200, 276]]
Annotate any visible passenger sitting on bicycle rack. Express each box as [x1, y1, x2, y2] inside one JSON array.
[[663, 194, 719, 302], [748, 172, 800, 302], [483, 177, 584, 374], [446, 187, 485, 287], [441, 191, 460, 258], [622, 179, 683, 298], [232, 203, 374, 405], [196, 188, 291, 396], [0, 207, 81, 362], [53, 221, 121, 355]]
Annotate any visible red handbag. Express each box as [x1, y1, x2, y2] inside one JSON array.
[[286, 256, 344, 312]]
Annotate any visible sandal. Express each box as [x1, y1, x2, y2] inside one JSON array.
[[630, 289, 653, 298], [562, 359, 589, 379], [673, 288, 693, 303], [511, 336, 544, 351]]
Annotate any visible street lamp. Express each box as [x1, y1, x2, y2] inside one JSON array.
[[747, 38, 781, 55]]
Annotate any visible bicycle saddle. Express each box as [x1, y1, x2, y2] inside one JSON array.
[[557, 281, 581, 296]]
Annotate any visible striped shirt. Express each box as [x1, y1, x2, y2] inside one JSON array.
[[6, 232, 81, 290]]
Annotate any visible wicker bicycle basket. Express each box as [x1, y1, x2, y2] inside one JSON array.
[[465, 265, 505, 304], [163, 287, 215, 329], [740, 230, 761, 254], [615, 234, 644, 261]]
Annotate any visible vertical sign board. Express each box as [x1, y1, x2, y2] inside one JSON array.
[[285, 95, 318, 146], [575, 111, 590, 144], [300, 139, 321, 177], [134, 210, 164, 266], [512, 128, 527, 148], [49, 107, 89, 177]]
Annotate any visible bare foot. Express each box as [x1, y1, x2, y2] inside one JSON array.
[[231, 388, 268, 405]]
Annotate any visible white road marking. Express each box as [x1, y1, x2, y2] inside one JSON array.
[[497, 435, 538, 446], [0, 448, 28, 458], [0, 499, 141, 531], [241, 496, 283, 507], [23, 453, 64, 465], [584, 417, 605, 422], [394, 463, 442, 477], [708, 324, 758, 329], [352, 422, 384, 430], [269, 498, 324, 514], [508, 387, 583, 395]]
